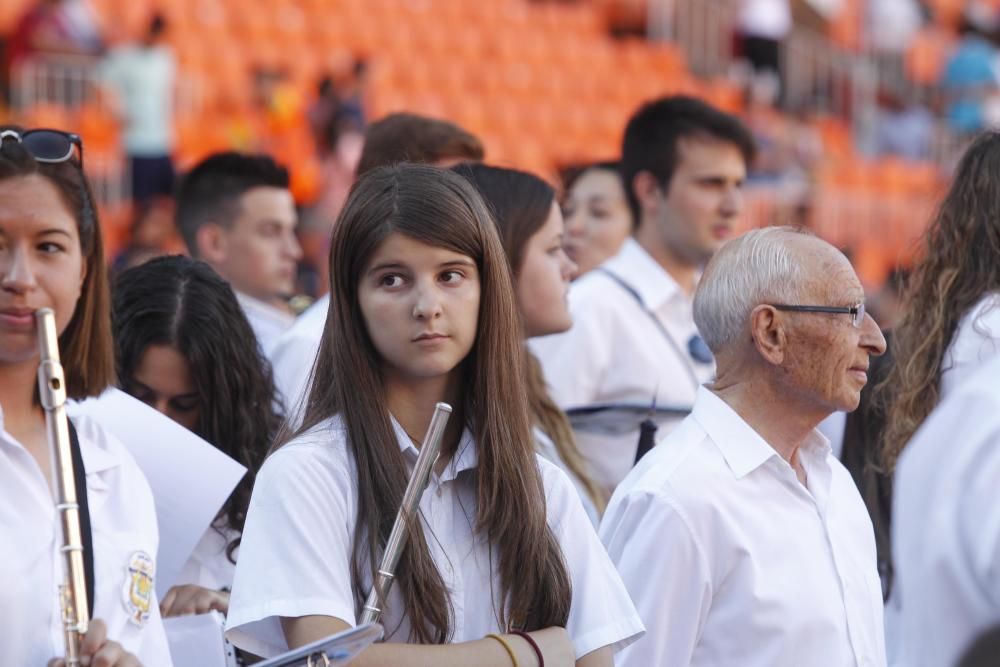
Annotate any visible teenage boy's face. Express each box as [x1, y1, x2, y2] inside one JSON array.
[[211, 186, 301, 303], [649, 137, 747, 266]]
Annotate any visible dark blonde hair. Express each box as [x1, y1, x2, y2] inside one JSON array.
[[881, 131, 1000, 469], [453, 162, 606, 514], [284, 163, 571, 642], [0, 130, 114, 398]]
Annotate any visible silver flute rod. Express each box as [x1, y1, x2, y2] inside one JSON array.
[[360, 402, 452, 625], [36, 308, 90, 664]]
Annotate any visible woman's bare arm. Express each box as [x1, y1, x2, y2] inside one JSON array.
[[576, 645, 613, 667], [281, 615, 577, 667]]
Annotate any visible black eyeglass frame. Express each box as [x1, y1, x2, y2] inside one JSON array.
[[0, 128, 84, 167], [770, 302, 866, 328]]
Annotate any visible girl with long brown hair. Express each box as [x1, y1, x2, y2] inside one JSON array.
[[225, 164, 642, 666], [452, 163, 606, 523], [882, 131, 1000, 470]]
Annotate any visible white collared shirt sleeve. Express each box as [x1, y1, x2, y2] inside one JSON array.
[[77, 417, 173, 667], [225, 430, 355, 658], [599, 487, 711, 667], [538, 459, 644, 657]]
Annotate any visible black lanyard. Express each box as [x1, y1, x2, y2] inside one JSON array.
[[596, 268, 708, 394], [68, 419, 96, 618]]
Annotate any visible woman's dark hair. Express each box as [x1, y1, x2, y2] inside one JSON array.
[[451, 162, 555, 274], [560, 160, 620, 196], [452, 162, 606, 514], [0, 127, 114, 398], [282, 163, 571, 642], [881, 131, 1000, 470], [113, 255, 281, 560]]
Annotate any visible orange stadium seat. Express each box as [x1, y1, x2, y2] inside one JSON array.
[[12, 0, 940, 263], [906, 28, 952, 86], [0, 0, 34, 34]]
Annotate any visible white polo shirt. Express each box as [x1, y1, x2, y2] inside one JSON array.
[[225, 414, 644, 658], [0, 410, 172, 667], [235, 291, 297, 358], [600, 387, 886, 667], [269, 294, 328, 421], [892, 354, 1000, 667], [530, 238, 714, 492]]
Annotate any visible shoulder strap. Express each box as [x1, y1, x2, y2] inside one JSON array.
[[67, 419, 96, 618], [595, 267, 705, 392]]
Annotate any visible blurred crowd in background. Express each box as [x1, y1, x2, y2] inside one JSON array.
[[4, 0, 1000, 322]]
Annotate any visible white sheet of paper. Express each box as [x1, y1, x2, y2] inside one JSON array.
[[164, 611, 235, 667], [69, 387, 247, 596]]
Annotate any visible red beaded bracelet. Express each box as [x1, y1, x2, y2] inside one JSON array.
[[510, 630, 544, 667]]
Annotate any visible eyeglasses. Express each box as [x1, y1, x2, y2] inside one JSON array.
[[770, 302, 866, 328], [0, 128, 83, 167]]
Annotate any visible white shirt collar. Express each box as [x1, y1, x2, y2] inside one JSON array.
[[234, 291, 296, 327], [602, 238, 684, 311], [389, 413, 478, 483], [690, 386, 832, 480]]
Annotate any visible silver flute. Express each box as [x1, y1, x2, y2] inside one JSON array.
[[36, 308, 90, 665], [360, 402, 452, 625]]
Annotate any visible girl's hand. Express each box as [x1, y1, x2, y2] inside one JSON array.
[[47, 618, 142, 667], [160, 583, 231, 617]]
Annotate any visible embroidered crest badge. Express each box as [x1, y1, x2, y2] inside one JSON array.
[[121, 550, 155, 626]]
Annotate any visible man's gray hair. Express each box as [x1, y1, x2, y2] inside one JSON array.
[[693, 226, 810, 353]]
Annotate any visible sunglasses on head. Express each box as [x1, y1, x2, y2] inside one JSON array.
[[0, 128, 83, 168]]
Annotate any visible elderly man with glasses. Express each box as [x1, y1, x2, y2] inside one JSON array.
[[600, 226, 888, 667]]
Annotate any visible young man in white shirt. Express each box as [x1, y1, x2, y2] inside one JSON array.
[[175, 152, 302, 355], [531, 95, 755, 492], [892, 352, 1000, 667], [600, 227, 889, 667]]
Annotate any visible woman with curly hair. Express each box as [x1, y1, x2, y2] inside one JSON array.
[[882, 131, 1000, 469], [113, 255, 283, 617]]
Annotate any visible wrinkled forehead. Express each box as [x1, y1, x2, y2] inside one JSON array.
[[790, 235, 865, 304]]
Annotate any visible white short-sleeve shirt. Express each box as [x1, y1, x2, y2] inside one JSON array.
[[600, 387, 886, 667], [529, 238, 714, 492], [268, 294, 328, 422], [225, 414, 643, 658], [892, 354, 1000, 667], [0, 411, 172, 667]]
